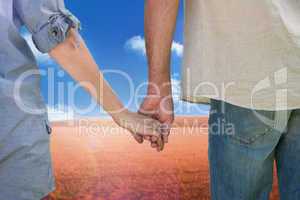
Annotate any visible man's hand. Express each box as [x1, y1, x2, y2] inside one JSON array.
[[139, 91, 174, 147], [139, 0, 178, 150]]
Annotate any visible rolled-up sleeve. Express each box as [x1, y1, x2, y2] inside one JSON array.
[[14, 0, 81, 53]]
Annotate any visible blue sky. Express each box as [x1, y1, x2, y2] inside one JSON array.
[[23, 0, 209, 121]]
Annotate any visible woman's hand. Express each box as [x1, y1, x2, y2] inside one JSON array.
[[113, 110, 165, 151]]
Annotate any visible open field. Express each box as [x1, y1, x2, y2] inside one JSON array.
[[45, 117, 279, 200]]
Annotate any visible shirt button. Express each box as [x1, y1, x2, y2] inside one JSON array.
[[46, 123, 52, 135], [52, 30, 58, 37]]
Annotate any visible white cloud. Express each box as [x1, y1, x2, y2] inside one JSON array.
[[22, 33, 52, 64], [125, 35, 183, 57], [125, 35, 146, 55], [171, 41, 184, 57], [47, 105, 75, 122]]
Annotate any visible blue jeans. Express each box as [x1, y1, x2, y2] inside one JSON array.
[[209, 99, 300, 200]]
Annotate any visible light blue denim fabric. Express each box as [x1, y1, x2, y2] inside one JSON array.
[[209, 99, 300, 200], [0, 0, 79, 199]]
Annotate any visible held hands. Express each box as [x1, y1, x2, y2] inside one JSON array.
[[138, 93, 174, 150], [113, 87, 174, 152], [114, 110, 166, 151]]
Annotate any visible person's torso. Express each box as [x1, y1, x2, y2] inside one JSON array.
[[182, 0, 300, 110]]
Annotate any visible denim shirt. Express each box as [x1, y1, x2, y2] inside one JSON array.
[[0, 0, 79, 110], [0, 0, 79, 198]]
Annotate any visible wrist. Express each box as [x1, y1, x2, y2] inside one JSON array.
[[111, 108, 130, 124], [147, 82, 172, 98]]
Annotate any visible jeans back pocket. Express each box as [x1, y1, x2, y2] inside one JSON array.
[[209, 99, 275, 145]]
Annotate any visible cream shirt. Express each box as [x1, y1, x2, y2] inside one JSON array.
[[182, 0, 300, 111]]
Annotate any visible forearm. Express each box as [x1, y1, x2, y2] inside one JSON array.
[[145, 0, 179, 96], [49, 29, 127, 120]]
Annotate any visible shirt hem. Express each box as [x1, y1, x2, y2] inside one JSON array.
[[40, 185, 56, 199], [181, 95, 300, 111], [181, 95, 211, 105]]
